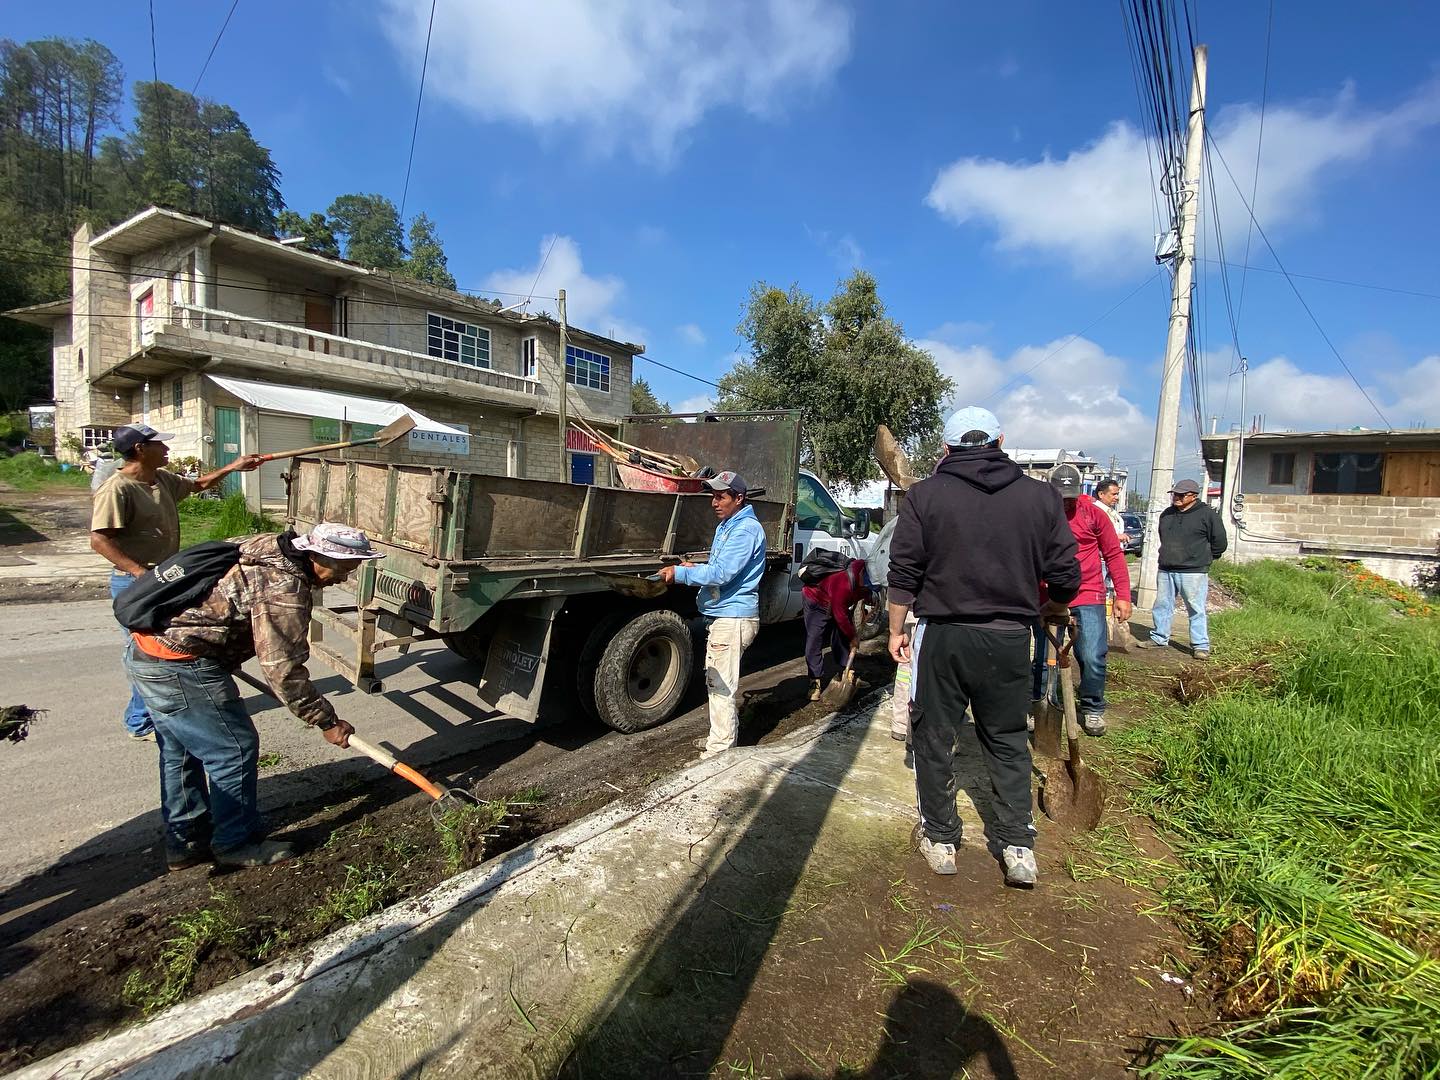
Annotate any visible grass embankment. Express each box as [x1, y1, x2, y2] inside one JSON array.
[[177, 493, 280, 549], [1114, 560, 1439, 1077], [0, 452, 90, 492]]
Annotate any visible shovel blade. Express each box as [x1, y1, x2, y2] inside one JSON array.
[[376, 413, 418, 447], [1031, 698, 1065, 760], [820, 668, 858, 710]]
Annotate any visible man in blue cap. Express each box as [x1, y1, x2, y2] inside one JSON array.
[[887, 406, 1079, 887], [658, 471, 768, 757]]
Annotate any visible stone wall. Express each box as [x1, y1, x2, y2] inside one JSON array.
[[1240, 493, 1439, 554]]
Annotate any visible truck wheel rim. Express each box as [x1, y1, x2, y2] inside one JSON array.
[[629, 637, 681, 710]]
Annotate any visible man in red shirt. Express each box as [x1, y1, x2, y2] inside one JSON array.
[[1033, 465, 1133, 735], [802, 558, 869, 700]]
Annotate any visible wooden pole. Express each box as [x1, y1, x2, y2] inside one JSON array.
[[557, 288, 568, 481]]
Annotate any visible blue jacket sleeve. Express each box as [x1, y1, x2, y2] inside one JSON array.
[[676, 520, 763, 587]]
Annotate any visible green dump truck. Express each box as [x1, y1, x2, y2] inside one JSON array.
[[288, 411, 873, 734]]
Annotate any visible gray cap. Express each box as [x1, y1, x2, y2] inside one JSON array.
[[1049, 463, 1083, 498], [1168, 478, 1201, 495]]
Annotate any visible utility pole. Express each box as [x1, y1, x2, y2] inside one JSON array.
[[1136, 44, 1207, 611], [557, 288, 568, 480]]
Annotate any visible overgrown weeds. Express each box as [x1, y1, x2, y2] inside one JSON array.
[[0, 451, 89, 491], [177, 493, 280, 549], [122, 896, 244, 1017], [1113, 559, 1440, 1077], [433, 799, 508, 872]]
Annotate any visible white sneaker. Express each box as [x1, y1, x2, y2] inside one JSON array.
[[1082, 713, 1107, 736], [919, 836, 957, 875], [1002, 845, 1037, 887]]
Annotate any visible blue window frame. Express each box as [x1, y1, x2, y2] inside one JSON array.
[[565, 344, 610, 393]]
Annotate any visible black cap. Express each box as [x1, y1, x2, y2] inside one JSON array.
[[113, 424, 175, 456], [1049, 463, 1083, 498]]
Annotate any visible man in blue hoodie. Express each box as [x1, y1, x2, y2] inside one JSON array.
[[658, 471, 768, 757]]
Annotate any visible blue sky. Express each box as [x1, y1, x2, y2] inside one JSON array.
[[9, 1, 1440, 479]]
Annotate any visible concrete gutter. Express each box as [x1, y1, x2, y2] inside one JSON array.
[[10, 690, 996, 1079]]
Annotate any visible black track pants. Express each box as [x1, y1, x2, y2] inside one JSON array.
[[911, 621, 1036, 849]]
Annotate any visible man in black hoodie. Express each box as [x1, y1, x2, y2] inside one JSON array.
[[888, 406, 1080, 887]]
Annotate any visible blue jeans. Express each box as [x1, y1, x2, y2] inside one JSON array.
[[110, 572, 153, 735], [122, 644, 262, 855], [1151, 571, 1210, 650], [1032, 605, 1110, 716]]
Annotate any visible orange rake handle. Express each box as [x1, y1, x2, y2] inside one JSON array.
[[347, 734, 447, 801]]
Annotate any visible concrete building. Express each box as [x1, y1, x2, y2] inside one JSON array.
[[1203, 428, 1440, 584], [4, 207, 640, 506], [1007, 448, 1130, 503]]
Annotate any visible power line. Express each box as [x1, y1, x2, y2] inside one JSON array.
[[1198, 259, 1440, 303], [397, 0, 439, 223], [980, 271, 1164, 405], [1208, 133, 1393, 429], [192, 0, 242, 96], [148, 0, 160, 84], [1236, 0, 1275, 325]]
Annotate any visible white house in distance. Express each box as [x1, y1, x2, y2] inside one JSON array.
[[4, 206, 641, 506], [1007, 448, 1130, 504]]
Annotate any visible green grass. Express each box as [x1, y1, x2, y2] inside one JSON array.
[[433, 799, 508, 872], [0, 451, 90, 492], [177, 493, 280, 549], [122, 896, 244, 1017], [1111, 559, 1440, 1078]]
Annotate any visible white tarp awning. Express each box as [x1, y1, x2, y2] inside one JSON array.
[[206, 375, 466, 436]]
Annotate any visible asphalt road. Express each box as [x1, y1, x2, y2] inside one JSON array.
[[0, 598, 812, 891]]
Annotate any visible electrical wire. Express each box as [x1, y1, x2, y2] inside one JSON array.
[[1198, 260, 1440, 303], [191, 0, 242, 96], [148, 0, 160, 84], [397, 0, 439, 224], [1236, 0, 1275, 325], [1208, 133, 1393, 429]]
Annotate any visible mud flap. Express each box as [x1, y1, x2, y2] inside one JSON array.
[[476, 597, 565, 723]]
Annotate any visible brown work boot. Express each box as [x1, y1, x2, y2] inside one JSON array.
[[214, 840, 296, 868], [808, 679, 821, 702]]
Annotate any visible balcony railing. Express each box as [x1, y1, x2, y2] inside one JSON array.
[[158, 302, 543, 399]]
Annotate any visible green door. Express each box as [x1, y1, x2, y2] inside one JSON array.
[[213, 406, 242, 496]]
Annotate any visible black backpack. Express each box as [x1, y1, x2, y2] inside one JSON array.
[[796, 547, 849, 585], [114, 541, 243, 632]]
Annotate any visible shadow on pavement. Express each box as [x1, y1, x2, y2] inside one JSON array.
[[0, 507, 47, 548]]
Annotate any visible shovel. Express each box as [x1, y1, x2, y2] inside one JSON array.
[[347, 734, 478, 821], [255, 413, 416, 464], [1034, 618, 1105, 830], [820, 602, 866, 709]]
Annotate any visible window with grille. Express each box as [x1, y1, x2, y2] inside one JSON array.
[[565, 344, 610, 392], [520, 337, 538, 379], [173, 377, 185, 418], [83, 427, 113, 449], [1268, 452, 1294, 485], [426, 313, 491, 368]]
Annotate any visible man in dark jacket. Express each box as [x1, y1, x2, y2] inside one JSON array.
[[888, 406, 1080, 888], [1136, 477, 1227, 659]]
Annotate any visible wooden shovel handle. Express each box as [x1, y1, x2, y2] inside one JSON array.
[[347, 735, 446, 801], [256, 436, 380, 464]]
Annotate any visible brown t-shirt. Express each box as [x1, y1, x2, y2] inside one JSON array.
[[91, 469, 197, 569]]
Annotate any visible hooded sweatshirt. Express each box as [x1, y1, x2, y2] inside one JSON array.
[[887, 446, 1080, 625], [150, 531, 338, 727]]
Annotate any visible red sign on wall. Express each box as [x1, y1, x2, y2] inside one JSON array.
[[566, 429, 601, 452]]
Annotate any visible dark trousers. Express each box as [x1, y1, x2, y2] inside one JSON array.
[[802, 598, 850, 679], [913, 621, 1034, 849]]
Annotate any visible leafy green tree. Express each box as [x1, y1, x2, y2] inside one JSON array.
[[276, 209, 340, 258], [326, 193, 406, 271], [630, 376, 671, 416], [400, 212, 455, 288], [718, 271, 952, 486]]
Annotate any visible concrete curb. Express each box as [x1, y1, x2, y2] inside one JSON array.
[[8, 691, 884, 1080]]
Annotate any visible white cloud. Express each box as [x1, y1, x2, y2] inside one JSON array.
[[805, 225, 865, 269], [677, 323, 707, 346], [481, 235, 646, 347], [379, 0, 852, 163], [926, 78, 1440, 273], [1206, 352, 1440, 432], [675, 393, 716, 415]]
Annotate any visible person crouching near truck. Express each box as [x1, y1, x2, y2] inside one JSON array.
[[657, 471, 767, 758], [803, 557, 870, 701], [122, 523, 378, 870]]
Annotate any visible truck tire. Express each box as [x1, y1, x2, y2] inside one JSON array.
[[442, 623, 494, 665], [858, 586, 887, 641], [586, 609, 694, 734]]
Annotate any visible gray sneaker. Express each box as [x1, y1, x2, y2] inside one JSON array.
[[214, 840, 296, 868], [1193, 649, 1211, 660], [1133, 639, 1168, 649], [919, 836, 958, 875], [1081, 713, 1107, 736], [1002, 845, 1037, 887]]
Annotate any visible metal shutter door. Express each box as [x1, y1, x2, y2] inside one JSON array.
[[258, 412, 316, 506]]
